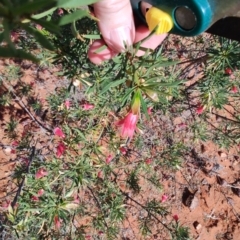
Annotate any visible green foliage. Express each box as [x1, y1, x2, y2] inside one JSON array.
[[0, 0, 97, 61]]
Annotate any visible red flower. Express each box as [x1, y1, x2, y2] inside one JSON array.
[[2, 200, 11, 209], [21, 158, 29, 166], [31, 196, 39, 202], [37, 189, 44, 197], [97, 171, 103, 179], [64, 100, 71, 109], [119, 146, 127, 155], [145, 158, 152, 164], [56, 142, 66, 158], [231, 86, 238, 93], [36, 24, 43, 30], [147, 107, 153, 115], [116, 111, 138, 138], [57, 8, 64, 15], [10, 149, 16, 154], [225, 68, 232, 75], [82, 103, 94, 110], [161, 194, 168, 203], [73, 195, 80, 204], [11, 141, 19, 147], [54, 215, 62, 230], [106, 154, 113, 164], [53, 127, 65, 138], [35, 168, 48, 179], [173, 214, 179, 221], [196, 105, 204, 115]]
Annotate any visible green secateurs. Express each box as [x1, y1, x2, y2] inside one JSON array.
[[130, 0, 240, 37]]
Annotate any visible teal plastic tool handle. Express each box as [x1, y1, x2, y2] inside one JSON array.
[[130, 0, 240, 36]]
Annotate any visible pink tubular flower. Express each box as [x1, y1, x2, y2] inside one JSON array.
[[147, 107, 153, 115], [12, 141, 19, 147], [119, 146, 127, 155], [54, 215, 62, 230], [31, 196, 39, 202], [82, 103, 94, 110], [116, 111, 138, 138], [35, 168, 48, 179], [97, 171, 103, 179], [2, 200, 11, 209], [64, 100, 71, 109], [196, 104, 204, 115], [73, 195, 80, 204], [161, 194, 168, 203], [57, 8, 64, 15], [36, 24, 43, 31], [145, 158, 152, 165], [11, 149, 16, 154], [56, 142, 66, 158], [225, 68, 232, 75], [37, 189, 44, 197], [173, 214, 179, 221], [106, 154, 113, 164], [231, 86, 238, 93], [21, 158, 29, 166], [53, 127, 65, 138]]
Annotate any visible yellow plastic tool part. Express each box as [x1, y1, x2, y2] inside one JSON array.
[[145, 7, 173, 34]]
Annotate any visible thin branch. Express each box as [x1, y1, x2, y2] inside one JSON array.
[[120, 190, 172, 232], [87, 186, 109, 229], [1, 80, 52, 133], [11, 146, 35, 207]]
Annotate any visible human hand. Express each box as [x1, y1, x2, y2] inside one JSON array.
[[88, 0, 167, 64]]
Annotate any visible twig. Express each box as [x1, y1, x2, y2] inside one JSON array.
[[11, 146, 35, 208], [87, 186, 109, 229], [120, 190, 172, 232], [1, 80, 52, 133]]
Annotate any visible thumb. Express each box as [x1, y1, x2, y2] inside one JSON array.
[[93, 0, 135, 53]]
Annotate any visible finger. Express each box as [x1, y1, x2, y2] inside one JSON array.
[[134, 25, 167, 56], [88, 39, 117, 65], [93, 0, 135, 53]]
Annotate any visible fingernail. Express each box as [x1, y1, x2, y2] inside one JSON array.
[[110, 26, 134, 52]]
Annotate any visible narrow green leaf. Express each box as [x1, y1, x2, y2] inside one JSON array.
[[0, 32, 4, 43], [145, 80, 181, 87], [57, 0, 98, 8], [94, 45, 107, 54], [75, 129, 86, 141], [0, 5, 8, 17], [21, 24, 55, 51], [2, 20, 14, 49], [14, 0, 55, 15], [32, 7, 57, 19], [100, 78, 126, 95], [0, 47, 39, 62], [121, 88, 135, 107], [82, 34, 101, 40], [58, 9, 90, 26], [30, 18, 60, 34], [145, 60, 179, 76]]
